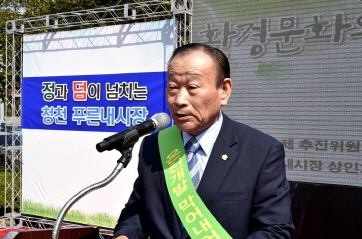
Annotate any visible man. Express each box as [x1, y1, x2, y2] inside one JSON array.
[[114, 43, 294, 239]]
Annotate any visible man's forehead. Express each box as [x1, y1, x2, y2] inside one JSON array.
[[168, 71, 201, 80]]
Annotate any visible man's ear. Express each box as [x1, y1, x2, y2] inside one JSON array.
[[219, 78, 233, 106]]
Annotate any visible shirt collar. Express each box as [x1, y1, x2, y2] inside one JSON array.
[[182, 112, 223, 156]]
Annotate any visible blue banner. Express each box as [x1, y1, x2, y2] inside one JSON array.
[[22, 72, 169, 132]]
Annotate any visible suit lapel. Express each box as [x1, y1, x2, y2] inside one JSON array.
[[197, 114, 238, 207], [157, 115, 238, 237]]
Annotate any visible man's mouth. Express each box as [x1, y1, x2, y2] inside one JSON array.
[[175, 113, 190, 119]]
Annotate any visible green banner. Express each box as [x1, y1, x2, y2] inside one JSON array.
[[158, 125, 232, 239]]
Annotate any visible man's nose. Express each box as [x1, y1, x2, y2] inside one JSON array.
[[174, 88, 189, 106]]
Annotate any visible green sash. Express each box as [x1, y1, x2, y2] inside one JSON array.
[[158, 125, 232, 239]]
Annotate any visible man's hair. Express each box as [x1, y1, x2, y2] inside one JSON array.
[[168, 43, 230, 87]]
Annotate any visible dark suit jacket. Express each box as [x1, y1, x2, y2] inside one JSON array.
[[114, 113, 294, 239]]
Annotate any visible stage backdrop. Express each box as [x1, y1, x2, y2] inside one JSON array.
[[193, 0, 362, 187], [22, 19, 174, 227]]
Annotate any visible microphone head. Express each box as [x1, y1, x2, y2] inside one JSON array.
[[151, 113, 170, 131]]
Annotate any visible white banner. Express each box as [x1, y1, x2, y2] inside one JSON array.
[[22, 19, 175, 227]]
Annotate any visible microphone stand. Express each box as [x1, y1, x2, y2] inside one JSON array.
[[51, 146, 134, 239]]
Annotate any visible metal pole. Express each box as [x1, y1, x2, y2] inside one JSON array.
[[52, 162, 125, 239]]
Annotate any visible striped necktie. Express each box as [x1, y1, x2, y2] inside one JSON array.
[[185, 137, 201, 188]]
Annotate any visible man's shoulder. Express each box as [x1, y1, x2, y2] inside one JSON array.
[[142, 131, 160, 146]]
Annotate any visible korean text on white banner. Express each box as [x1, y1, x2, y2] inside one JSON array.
[[21, 19, 175, 227]]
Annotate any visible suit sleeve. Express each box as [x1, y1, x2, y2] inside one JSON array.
[[113, 140, 149, 239], [247, 140, 294, 239]]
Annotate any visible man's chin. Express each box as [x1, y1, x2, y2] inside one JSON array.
[[174, 123, 200, 136], [175, 123, 191, 133]]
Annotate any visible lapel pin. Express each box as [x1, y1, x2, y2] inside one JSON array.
[[221, 154, 228, 161]]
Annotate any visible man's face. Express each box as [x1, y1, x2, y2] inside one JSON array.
[[167, 50, 231, 136]]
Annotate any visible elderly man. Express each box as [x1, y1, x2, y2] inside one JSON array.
[[114, 43, 294, 239]]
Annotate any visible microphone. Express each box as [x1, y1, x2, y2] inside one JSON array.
[[96, 113, 170, 152]]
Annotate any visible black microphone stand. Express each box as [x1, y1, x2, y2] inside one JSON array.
[[52, 145, 134, 239]]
